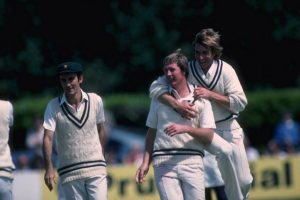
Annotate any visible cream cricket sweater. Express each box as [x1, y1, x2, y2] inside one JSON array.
[[50, 93, 106, 184], [0, 100, 15, 179]]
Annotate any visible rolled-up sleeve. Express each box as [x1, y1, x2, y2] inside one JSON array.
[[224, 67, 248, 113]]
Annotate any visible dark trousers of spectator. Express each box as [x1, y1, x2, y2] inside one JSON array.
[[205, 186, 228, 200]]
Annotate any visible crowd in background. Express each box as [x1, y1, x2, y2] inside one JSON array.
[[10, 111, 300, 171], [10, 120, 300, 170], [12, 117, 44, 170], [11, 115, 144, 170], [266, 112, 300, 157]]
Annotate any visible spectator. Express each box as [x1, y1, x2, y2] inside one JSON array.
[[123, 143, 143, 166], [244, 136, 260, 161], [25, 116, 44, 168], [105, 148, 120, 165], [268, 112, 300, 155], [16, 154, 30, 170]]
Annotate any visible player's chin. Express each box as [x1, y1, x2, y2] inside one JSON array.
[[65, 89, 76, 95]]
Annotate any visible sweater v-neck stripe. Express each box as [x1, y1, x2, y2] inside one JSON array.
[[59, 93, 90, 129], [190, 59, 223, 90]]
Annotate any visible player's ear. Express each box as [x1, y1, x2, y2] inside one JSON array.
[[78, 74, 84, 84]]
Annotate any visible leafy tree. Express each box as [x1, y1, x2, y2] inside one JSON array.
[[1, 0, 300, 98]]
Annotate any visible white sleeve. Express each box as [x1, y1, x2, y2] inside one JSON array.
[[43, 101, 56, 132], [149, 76, 169, 99], [95, 94, 105, 124], [145, 99, 158, 129], [224, 64, 247, 113]]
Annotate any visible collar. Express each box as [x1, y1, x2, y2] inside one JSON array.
[[168, 82, 195, 100], [197, 60, 218, 78], [59, 90, 88, 105]]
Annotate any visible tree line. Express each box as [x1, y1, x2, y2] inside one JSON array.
[[0, 0, 299, 100]]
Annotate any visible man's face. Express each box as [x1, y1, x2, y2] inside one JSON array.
[[163, 63, 185, 88], [194, 43, 214, 70], [59, 73, 83, 95]]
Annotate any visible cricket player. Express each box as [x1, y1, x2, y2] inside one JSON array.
[[136, 49, 238, 200], [0, 100, 15, 200], [43, 62, 108, 199], [149, 29, 253, 200]]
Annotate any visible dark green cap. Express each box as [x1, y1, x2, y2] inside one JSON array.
[[57, 62, 83, 74]]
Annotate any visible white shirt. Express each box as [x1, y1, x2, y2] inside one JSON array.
[[150, 59, 247, 129], [147, 84, 215, 130], [146, 83, 216, 165], [43, 90, 105, 132]]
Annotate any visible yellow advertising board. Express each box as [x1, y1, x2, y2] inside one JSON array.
[[107, 165, 159, 200], [249, 155, 300, 200], [42, 156, 300, 200], [42, 165, 160, 200]]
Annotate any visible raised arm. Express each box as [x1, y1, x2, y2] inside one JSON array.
[[224, 67, 247, 113], [149, 76, 168, 99], [194, 65, 247, 113], [149, 76, 197, 119], [194, 87, 230, 108]]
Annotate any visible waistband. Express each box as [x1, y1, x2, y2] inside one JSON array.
[[215, 118, 241, 131]]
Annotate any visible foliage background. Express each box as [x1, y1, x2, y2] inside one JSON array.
[[1, 0, 300, 152]]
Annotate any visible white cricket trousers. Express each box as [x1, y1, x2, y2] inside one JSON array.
[[61, 175, 107, 200], [154, 163, 205, 200], [205, 131, 251, 200], [206, 128, 253, 200], [220, 128, 253, 199]]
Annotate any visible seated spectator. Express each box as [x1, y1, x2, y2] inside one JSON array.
[[105, 148, 120, 165], [244, 136, 260, 161], [16, 154, 30, 170], [123, 143, 143, 166], [268, 112, 300, 155], [25, 116, 44, 168]]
